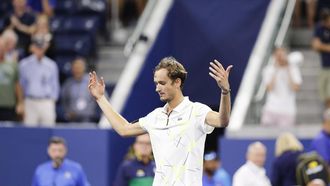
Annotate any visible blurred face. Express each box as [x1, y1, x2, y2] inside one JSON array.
[[13, 0, 26, 10], [31, 45, 47, 59], [48, 143, 67, 168], [247, 145, 266, 167], [133, 134, 152, 158], [324, 18, 330, 29], [274, 48, 288, 66], [204, 160, 219, 176], [154, 68, 180, 102], [72, 59, 86, 80], [36, 16, 49, 33]]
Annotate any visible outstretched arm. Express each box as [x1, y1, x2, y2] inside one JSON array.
[[88, 71, 146, 136], [206, 60, 233, 128]]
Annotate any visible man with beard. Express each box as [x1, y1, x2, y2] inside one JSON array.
[[32, 136, 90, 186], [88, 56, 232, 185], [203, 151, 231, 186]]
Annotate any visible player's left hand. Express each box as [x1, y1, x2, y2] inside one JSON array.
[[209, 59, 233, 92]]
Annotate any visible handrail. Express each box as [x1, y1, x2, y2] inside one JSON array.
[[123, 0, 158, 56]]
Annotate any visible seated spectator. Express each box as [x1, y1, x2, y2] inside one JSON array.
[[7, 0, 36, 57], [1, 29, 19, 62], [19, 36, 59, 127], [271, 132, 304, 186], [32, 136, 90, 186], [61, 58, 97, 122], [27, 0, 56, 17], [233, 141, 271, 186], [114, 134, 155, 186], [261, 47, 302, 127], [202, 151, 231, 186], [0, 37, 24, 121], [310, 108, 330, 166]]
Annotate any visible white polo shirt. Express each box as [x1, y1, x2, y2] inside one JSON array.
[[139, 97, 213, 186]]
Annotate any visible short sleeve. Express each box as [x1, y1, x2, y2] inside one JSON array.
[[314, 25, 322, 38], [194, 103, 213, 134], [138, 109, 158, 132]]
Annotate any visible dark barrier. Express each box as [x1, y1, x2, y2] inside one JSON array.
[[0, 126, 134, 186], [122, 0, 271, 121]]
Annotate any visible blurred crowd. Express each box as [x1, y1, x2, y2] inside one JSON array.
[[0, 0, 148, 126]]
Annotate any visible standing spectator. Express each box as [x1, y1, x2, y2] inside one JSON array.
[[0, 37, 24, 121], [307, 0, 330, 28], [30, 14, 54, 59], [27, 0, 56, 17], [32, 136, 90, 186], [312, 9, 330, 109], [19, 36, 59, 126], [1, 29, 19, 62], [232, 141, 271, 186], [114, 134, 155, 186], [8, 0, 36, 57], [271, 132, 304, 186], [310, 108, 330, 166], [61, 58, 97, 122], [261, 47, 302, 127], [202, 151, 231, 186]]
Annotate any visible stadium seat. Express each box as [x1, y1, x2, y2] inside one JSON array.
[[53, 33, 93, 56], [51, 15, 100, 35]]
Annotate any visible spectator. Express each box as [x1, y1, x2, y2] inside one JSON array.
[[307, 179, 326, 186], [312, 9, 330, 109], [261, 47, 302, 127], [19, 36, 59, 126], [307, 0, 330, 28], [310, 108, 330, 166], [114, 134, 155, 186], [232, 141, 271, 186], [0, 37, 24, 121], [61, 58, 97, 122], [202, 151, 231, 186], [27, 0, 56, 17], [32, 136, 90, 186], [30, 14, 53, 58], [271, 132, 304, 186], [1, 29, 19, 62], [8, 0, 36, 57]]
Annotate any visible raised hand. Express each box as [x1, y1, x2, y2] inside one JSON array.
[[88, 71, 105, 100], [209, 59, 233, 92]]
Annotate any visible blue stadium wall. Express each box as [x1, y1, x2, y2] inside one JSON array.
[[122, 0, 271, 121]]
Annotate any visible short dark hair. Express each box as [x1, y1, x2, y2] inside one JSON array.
[[320, 8, 330, 21], [153, 57, 187, 89], [48, 136, 67, 146]]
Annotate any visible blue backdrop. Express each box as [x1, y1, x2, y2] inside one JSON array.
[[122, 0, 271, 121]]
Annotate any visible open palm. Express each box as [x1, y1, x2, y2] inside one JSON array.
[[88, 71, 105, 100]]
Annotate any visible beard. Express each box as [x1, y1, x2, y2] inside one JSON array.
[[204, 169, 216, 176], [53, 157, 64, 168]]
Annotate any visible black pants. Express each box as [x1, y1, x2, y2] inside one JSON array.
[[0, 107, 17, 121]]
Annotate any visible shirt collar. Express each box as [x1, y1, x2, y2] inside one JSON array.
[[246, 161, 266, 174], [162, 96, 190, 113]]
